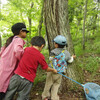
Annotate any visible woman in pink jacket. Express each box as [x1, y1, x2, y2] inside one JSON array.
[[0, 22, 29, 100]]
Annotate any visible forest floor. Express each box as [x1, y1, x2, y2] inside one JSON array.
[[28, 53, 100, 100], [30, 72, 100, 100]]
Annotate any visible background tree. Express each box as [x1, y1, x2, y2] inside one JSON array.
[[37, 0, 44, 36], [82, 0, 88, 50]]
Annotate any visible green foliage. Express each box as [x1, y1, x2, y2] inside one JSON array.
[[85, 57, 100, 73], [33, 67, 46, 86], [0, 0, 44, 46], [79, 56, 100, 73]]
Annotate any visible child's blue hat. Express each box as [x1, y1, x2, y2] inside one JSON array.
[[53, 35, 67, 45]]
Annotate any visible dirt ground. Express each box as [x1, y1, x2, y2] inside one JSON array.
[[13, 69, 100, 100], [13, 54, 100, 100], [29, 67, 100, 100]]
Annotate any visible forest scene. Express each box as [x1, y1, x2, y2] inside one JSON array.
[[0, 0, 100, 100]]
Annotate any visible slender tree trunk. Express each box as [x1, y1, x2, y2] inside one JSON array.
[[27, 2, 33, 46], [92, 14, 97, 35], [82, 0, 88, 50], [37, 0, 44, 36], [97, 1, 100, 32], [44, 0, 83, 93], [28, 2, 34, 38]]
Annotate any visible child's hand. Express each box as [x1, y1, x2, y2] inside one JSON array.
[[53, 69, 57, 74], [72, 55, 76, 59], [85, 88, 89, 94]]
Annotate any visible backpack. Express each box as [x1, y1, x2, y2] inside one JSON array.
[[50, 50, 67, 73]]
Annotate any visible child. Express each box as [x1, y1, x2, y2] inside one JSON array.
[[4, 36, 57, 100], [0, 22, 29, 100], [42, 35, 76, 100]]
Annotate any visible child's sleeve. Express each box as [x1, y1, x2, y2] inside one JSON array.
[[49, 56, 54, 61], [14, 38, 24, 60], [0, 46, 5, 57], [67, 56, 74, 63], [65, 50, 74, 63], [49, 50, 55, 61], [39, 55, 48, 70]]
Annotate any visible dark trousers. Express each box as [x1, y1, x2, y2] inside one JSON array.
[[4, 74, 33, 100], [0, 92, 5, 100]]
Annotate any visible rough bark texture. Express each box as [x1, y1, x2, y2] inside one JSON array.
[[44, 0, 84, 93], [44, 0, 74, 54]]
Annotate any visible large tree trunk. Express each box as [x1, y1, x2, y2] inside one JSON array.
[[44, 0, 84, 93], [44, 0, 74, 52]]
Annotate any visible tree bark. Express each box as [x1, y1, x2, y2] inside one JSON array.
[[26, 2, 33, 46], [92, 14, 97, 35], [37, 0, 44, 36], [97, 1, 100, 32], [82, 0, 88, 50], [28, 2, 34, 38], [44, 0, 83, 93], [44, 0, 75, 52]]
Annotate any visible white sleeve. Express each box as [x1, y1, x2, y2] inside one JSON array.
[[49, 56, 54, 61], [68, 56, 74, 63]]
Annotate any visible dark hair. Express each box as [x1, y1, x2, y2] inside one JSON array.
[[5, 36, 14, 48], [5, 23, 26, 48], [55, 43, 68, 48], [31, 36, 45, 47], [11, 22, 26, 35]]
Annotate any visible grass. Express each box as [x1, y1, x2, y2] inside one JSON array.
[[79, 56, 100, 73], [33, 67, 46, 87], [74, 32, 100, 80]]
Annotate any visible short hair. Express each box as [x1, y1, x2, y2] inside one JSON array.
[[11, 22, 26, 35], [31, 36, 45, 47], [55, 42, 68, 48]]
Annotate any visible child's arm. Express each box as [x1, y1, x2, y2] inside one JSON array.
[[67, 55, 76, 63], [14, 38, 24, 60], [39, 54, 57, 73], [46, 67, 57, 73], [49, 56, 54, 61]]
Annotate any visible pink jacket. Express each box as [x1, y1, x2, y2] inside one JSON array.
[[0, 36, 25, 92]]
